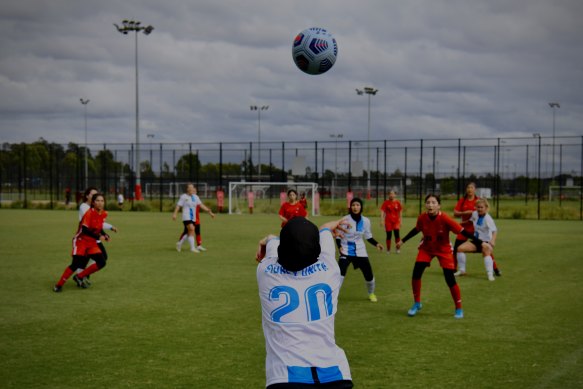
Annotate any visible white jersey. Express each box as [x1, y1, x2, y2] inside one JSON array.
[[257, 229, 351, 387], [338, 214, 373, 257], [177, 193, 202, 222], [471, 211, 497, 242]]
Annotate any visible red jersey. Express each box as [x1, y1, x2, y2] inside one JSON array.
[[72, 208, 108, 256], [278, 202, 307, 227], [415, 211, 462, 254], [380, 199, 402, 227], [454, 195, 479, 239]]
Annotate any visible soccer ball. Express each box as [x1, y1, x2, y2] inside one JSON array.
[[292, 27, 338, 75]]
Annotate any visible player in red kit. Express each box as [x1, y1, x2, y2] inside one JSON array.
[[53, 193, 113, 291], [396, 194, 477, 319], [380, 190, 403, 254], [278, 189, 307, 227]]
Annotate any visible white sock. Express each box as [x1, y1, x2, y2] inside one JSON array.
[[484, 255, 494, 273], [188, 236, 195, 250], [366, 278, 376, 294], [457, 253, 466, 272]]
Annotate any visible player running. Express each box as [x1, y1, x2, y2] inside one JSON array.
[[53, 193, 113, 291], [173, 183, 215, 253]]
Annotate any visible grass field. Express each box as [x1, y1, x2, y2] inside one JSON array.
[[1, 209, 582, 388]]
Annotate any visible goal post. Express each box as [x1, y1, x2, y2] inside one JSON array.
[[228, 181, 319, 216], [549, 186, 581, 201]]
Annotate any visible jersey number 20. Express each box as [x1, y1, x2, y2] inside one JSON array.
[[269, 283, 333, 323]]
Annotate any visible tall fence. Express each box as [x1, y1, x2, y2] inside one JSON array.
[[1, 135, 582, 219]]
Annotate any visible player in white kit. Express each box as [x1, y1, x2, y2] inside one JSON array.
[[256, 217, 353, 388]]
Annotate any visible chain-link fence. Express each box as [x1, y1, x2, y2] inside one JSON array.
[[1, 135, 582, 219]]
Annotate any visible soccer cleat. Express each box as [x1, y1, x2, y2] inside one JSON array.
[[386, 251, 391, 255], [494, 268, 502, 277], [454, 308, 464, 319], [368, 293, 378, 302], [408, 302, 422, 316], [53, 285, 62, 293], [176, 242, 182, 252], [84, 275, 91, 286], [197, 245, 207, 252], [454, 270, 467, 277], [190, 247, 200, 253], [73, 275, 86, 288], [396, 249, 400, 254], [487, 272, 496, 281]]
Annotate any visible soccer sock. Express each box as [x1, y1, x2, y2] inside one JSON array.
[[386, 240, 391, 252], [77, 262, 99, 279], [365, 278, 375, 294], [196, 234, 202, 246], [412, 279, 422, 303], [457, 253, 467, 272], [57, 267, 74, 287], [449, 283, 462, 309], [188, 236, 196, 250], [484, 255, 494, 273]]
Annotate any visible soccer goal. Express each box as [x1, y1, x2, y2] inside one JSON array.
[[228, 181, 319, 216], [549, 186, 581, 201]]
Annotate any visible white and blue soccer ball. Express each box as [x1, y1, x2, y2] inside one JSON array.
[[292, 27, 338, 75]]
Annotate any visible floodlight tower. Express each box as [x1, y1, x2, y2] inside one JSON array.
[[80, 98, 90, 189], [114, 19, 154, 200], [548, 102, 560, 181], [356, 86, 378, 199]]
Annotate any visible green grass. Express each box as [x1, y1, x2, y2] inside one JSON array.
[[1, 209, 582, 388]]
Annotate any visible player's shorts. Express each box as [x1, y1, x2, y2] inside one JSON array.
[[467, 239, 487, 253], [384, 222, 401, 231], [182, 220, 196, 227], [416, 249, 455, 270], [72, 238, 102, 257]]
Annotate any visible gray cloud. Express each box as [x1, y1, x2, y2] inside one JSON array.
[[0, 0, 581, 147]]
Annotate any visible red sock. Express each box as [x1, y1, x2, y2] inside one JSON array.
[[412, 279, 422, 303], [196, 235, 202, 246], [449, 284, 462, 309], [386, 240, 391, 252], [491, 254, 499, 271], [77, 262, 99, 279], [56, 267, 74, 287]]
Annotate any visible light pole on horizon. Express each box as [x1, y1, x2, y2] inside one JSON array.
[[115, 19, 154, 200], [356, 86, 378, 199], [80, 98, 90, 189], [329, 133, 343, 202], [250, 105, 268, 179], [548, 102, 560, 181]]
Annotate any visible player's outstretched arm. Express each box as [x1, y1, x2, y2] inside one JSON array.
[[256, 234, 277, 262]]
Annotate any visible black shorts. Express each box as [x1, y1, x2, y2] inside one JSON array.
[[267, 380, 353, 389], [467, 239, 486, 253]]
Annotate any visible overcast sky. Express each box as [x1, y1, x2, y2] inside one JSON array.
[[0, 0, 582, 147]]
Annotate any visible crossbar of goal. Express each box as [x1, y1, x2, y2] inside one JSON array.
[[228, 181, 319, 216]]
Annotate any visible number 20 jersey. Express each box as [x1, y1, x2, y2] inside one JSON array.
[[256, 229, 351, 386]]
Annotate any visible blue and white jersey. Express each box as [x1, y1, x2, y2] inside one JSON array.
[[338, 215, 373, 257], [257, 229, 351, 387], [177, 193, 201, 222], [471, 211, 497, 242]]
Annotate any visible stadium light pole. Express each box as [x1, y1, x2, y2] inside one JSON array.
[[548, 102, 560, 182], [115, 19, 154, 200], [80, 98, 90, 189], [250, 105, 268, 179], [356, 87, 378, 199], [329, 133, 343, 203]]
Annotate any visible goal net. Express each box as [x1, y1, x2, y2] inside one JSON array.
[[549, 186, 581, 201], [228, 181, 319, 216]]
